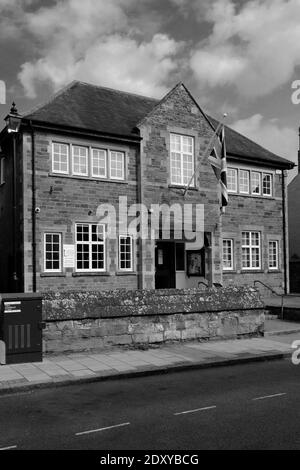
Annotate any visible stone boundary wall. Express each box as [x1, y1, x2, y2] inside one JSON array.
[[42, 286, 265, 354]]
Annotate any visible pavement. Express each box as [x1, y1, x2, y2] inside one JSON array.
[[1, 318, 300, 395]]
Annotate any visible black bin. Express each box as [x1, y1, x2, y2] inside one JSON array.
[[0, 293, 43, 364]]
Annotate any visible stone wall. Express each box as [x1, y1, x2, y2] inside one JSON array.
[[43, 286, 265, 354]]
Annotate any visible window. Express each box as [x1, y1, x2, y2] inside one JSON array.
[[222, 239, 233, 270], [119, 235, 133, 271], [239, 170, 250, 194], [72, 146, 88, 176], [175, 243, 185, 271], [92, 148, 107, 178], [170, 134, 194, 186], [251, 171, 261, 195], [52, 143, 69, 174], [269, 240, 279, 270], [242, 231, 261, 269], [263, 173, 273, 196], [76, 223, 105, 271], [44, 233, 61, 272], [0, 157, 5, 185], [110, 151, 125, 180], [227, 168, 237, 193]]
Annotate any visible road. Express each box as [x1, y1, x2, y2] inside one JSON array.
[[1, 358, 300, 450]]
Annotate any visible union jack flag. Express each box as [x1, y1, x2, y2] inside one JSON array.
[[208, 125, 228, 211]]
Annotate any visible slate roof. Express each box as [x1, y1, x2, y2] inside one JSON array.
[[23, 81, 294, 169]]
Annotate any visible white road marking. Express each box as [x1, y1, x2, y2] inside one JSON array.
[[174, 405, 216, 416], [252, 393, 286, 401], [75, 422, 130, 436], [0, 445, 17, 451]]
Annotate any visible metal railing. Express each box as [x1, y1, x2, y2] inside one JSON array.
[[253, 280, 284, 319], [197, 281, 223, 290], [198, 281, 209, 289]]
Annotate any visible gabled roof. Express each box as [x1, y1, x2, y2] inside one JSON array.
[[23, 80, 294, 169], [23, 81, 157, 139]]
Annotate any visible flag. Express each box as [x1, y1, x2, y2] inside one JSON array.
[[208, 125, 228, 211]]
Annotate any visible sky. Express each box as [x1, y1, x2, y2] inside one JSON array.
[[0, 0, 300, 181]]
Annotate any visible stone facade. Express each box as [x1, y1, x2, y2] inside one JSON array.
[[0, 82, 292, 294], [42, 286, 265, 354]]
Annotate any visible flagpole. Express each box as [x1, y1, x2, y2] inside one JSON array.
[[183, 113, 227, 198]]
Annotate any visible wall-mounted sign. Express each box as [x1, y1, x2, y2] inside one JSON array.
[[63, 244, 75, 268], [186, 250, 205, 277], [4, 301, 21, 313]]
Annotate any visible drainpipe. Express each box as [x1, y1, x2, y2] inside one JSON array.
[[282, 169, 288, 294], [12, 133, 18, 292], [29, 121, 37, 293]]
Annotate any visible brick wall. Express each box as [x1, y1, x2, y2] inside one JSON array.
[[22, 131, 140, 292], [42, 286, 265, 354], [138, 84, 222, 288], [222, 169, 285, 294]]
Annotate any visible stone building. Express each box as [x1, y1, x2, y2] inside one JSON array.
[[288, 129, 300, 292], [0, 81, 294, 293]]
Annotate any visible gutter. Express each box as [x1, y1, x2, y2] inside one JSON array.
[[227, 153, 295, 170], [21, 119, 142, 144]]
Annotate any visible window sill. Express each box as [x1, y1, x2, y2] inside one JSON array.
[[40, 272, 66, 277], [116, 271, 137, 276], [227, 192, 274, 200], [72, 272, 111, 277], [48, 172, 128, 184], [168, 184, 198, 191], [241, 269, 264, 273]]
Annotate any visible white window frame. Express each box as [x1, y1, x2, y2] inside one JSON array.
[[170, 133, 195, 187], [75, 223, 106, 272], [0, 157, 5, 185], [52, 143, 69, 175], [44, 232, 62, 273], [227, 168, 237, 193], [241, 231, 261, 270], [91, 148, 107, 179], [251, 171, 261, 195], [118, 235, 133, 272], [268, 240, 279, 270], [109, 151, 125, 180], [222, 239, 234, 271], [72, 145, 88, 176], [239, 169, 250, 194], [263, 173, 273, 197]]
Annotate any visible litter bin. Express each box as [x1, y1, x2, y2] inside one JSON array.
[[0, 293, 43, 365]]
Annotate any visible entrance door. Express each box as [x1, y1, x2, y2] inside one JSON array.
[[155, 242, 176, 289]]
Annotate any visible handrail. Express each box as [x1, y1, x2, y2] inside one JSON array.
[[253, 280, 284, 319], [198, 281, 209, 289]]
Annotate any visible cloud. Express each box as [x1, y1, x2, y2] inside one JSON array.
[[189, 0, 300, 98], [231, 114, 298, 180], [15, 0, 183, 98], [20, 33, 182, 98]]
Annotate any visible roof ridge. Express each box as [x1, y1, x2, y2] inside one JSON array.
[[73, 80, 159, 102]]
